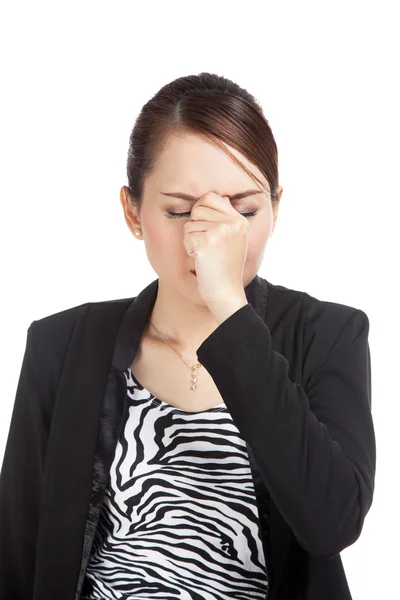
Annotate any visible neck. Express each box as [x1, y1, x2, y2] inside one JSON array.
[[146, 279, 219, 352]]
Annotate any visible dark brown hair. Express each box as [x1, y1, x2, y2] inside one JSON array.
[[125, 72, 279, 212]]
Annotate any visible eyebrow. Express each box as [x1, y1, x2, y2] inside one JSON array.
[[160, 189, 262, 202]]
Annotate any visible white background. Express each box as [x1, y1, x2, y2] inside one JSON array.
[[0, 1, 398, 597]]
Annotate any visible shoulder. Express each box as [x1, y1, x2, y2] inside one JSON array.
[[28, 296, 136, 361], [265, 277, 369, 330], [264, 277, 370, 375], [32, 296, 135, 329]]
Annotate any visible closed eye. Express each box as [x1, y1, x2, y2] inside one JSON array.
[[166, 210, 258, 219]]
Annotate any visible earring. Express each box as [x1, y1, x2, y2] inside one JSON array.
[[135, 230, 141, 237]]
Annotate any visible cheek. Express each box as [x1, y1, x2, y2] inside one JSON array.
[[246, 221, 271, 256], [144, 217, 183, 255]]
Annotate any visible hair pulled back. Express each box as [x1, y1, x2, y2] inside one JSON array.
[[126, 72, 279, 211]]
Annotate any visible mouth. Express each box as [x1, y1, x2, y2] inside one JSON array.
[[190, 270, 197, 276]]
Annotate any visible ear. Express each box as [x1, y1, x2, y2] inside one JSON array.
[[119, 185, 127, 209], [271, 186, 283, 235], [120, 186, 141, 233]]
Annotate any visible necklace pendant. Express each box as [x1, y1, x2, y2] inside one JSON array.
[[191, 365, 198, 391]]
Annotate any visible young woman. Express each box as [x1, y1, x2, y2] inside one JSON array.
[[0, 72, 376, 600]]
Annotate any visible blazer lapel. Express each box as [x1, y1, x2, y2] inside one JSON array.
[[34, 301, 129, 600]]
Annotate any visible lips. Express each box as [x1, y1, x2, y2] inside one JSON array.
[[191, 270, 197, 276]]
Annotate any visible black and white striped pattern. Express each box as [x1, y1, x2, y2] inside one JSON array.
[[82, 367, 269, 599]]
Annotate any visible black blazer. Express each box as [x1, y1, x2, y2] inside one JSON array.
[[0, 274, 376, 600]]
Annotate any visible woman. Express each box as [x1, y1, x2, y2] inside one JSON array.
[[0, 72, 376, 600]]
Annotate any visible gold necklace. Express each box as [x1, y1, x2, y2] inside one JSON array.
[[147, 320, 202, 391]]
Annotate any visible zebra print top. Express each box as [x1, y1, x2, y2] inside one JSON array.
[[82, 366, 269, 599]]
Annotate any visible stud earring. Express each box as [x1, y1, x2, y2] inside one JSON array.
[[135, 230, 141, 237]]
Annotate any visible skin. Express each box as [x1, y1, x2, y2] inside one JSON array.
[[120, 131, 283, 355]]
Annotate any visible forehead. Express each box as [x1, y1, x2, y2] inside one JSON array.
[[146, 131, 269, 195]]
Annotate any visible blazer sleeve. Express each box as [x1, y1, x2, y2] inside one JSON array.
[[196, 303, 376, 560], [0, 321, 50, 599]]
